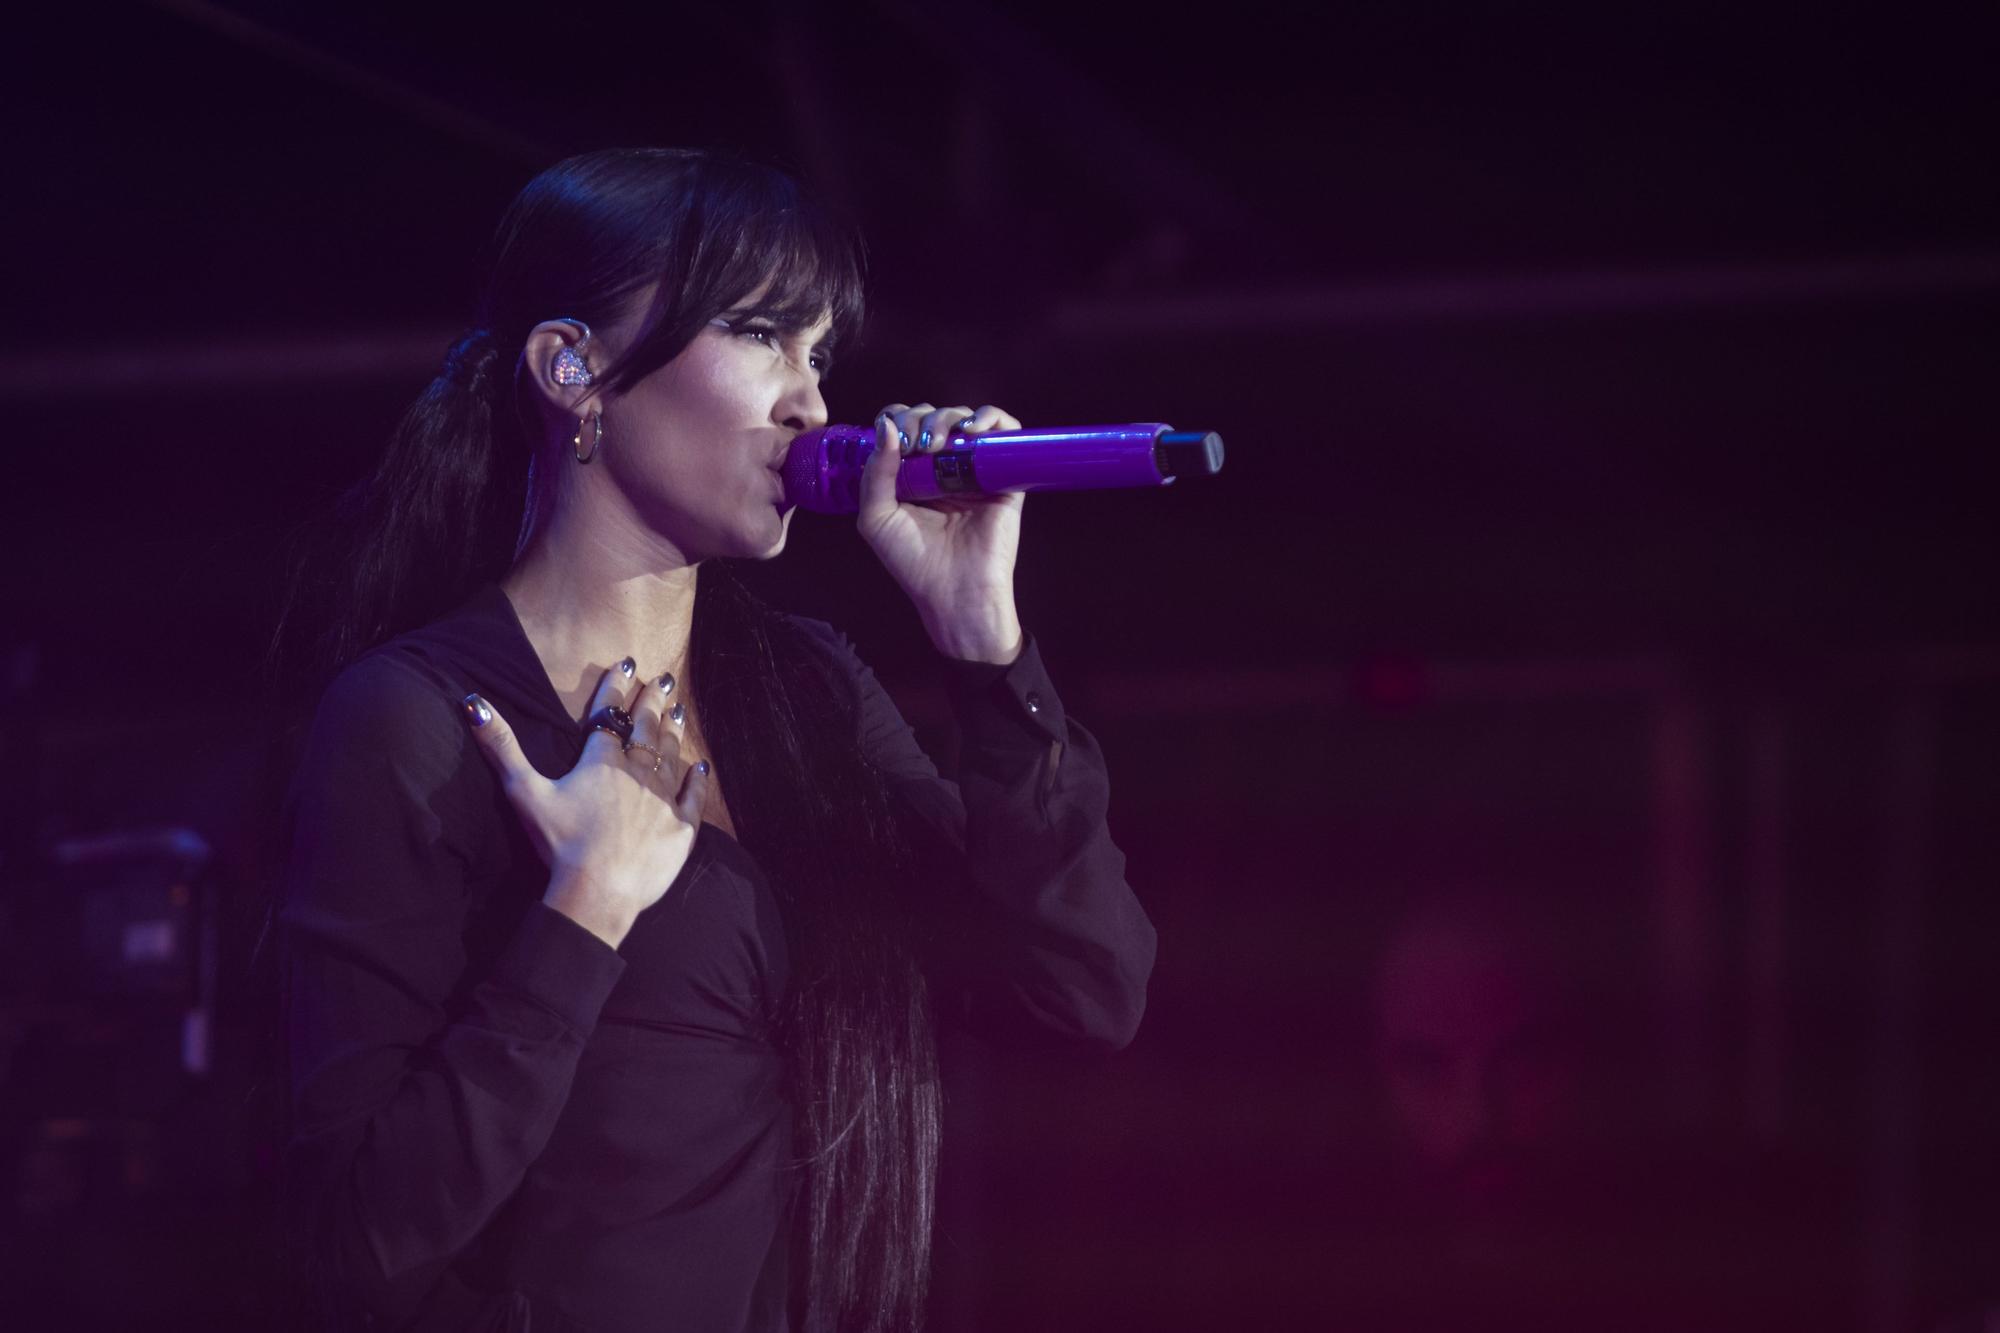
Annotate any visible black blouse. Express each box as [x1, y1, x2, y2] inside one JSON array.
[[280, 584, 1156, 1332]]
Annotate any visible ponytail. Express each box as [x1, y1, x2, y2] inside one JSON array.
[[272, 327, 525, 696]]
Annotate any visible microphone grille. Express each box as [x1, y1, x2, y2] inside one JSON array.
[[781, 433, 827, 511]]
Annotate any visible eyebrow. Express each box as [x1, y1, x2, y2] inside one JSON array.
[[725, 303, 836, 336], [720, 308, 838, 371]]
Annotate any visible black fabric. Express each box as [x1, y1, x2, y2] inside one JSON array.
[[280, 583, 1155, 1332]]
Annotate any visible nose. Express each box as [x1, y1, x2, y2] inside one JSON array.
[[777, 361, 827, 434]]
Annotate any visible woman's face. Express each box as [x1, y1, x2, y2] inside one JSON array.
[[596, 303, 833, 564]]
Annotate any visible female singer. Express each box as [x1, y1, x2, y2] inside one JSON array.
[[278, 147, 1155, 1333]]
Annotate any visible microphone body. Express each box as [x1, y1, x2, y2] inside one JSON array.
[[781, 423, 1225, 513]]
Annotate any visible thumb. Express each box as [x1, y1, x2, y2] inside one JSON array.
[[461, 693, 544, 804]]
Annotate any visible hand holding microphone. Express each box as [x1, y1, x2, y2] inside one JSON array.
[[853, 403, 1027, 665], [839, 402, 1226, 663]]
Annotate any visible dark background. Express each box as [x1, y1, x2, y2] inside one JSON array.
[[3, 1, 1996, 1329]]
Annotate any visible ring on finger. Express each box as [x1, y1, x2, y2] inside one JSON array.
[[627, 740, 668, 774], [587, 705, 635, 746]]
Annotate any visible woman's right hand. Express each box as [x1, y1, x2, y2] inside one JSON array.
[[461, 663, 707, 949]]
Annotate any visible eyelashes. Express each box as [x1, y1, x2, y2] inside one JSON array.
[[726, 320, 832, 377]]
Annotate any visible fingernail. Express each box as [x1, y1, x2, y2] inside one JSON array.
[[462, 693, 492, 726], [918, 426, 932, 452], [695, 759, 710, 776], [670, 701, 685, 725], [657, 671, 676, 693], [618, 657, 636, 678]]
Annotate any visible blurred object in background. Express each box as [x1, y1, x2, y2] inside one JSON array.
[[1347, 886, 1842, 1331], [4, 831, 216, 1158], [0, 630, 286, 1331], [1371, 890, 1592, 1218]]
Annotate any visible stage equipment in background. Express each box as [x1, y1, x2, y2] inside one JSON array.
[[39, 828, 219, 1082], [781, 422, 1226, 514]]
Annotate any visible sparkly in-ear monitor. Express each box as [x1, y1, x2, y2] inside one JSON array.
[[549, 319, 595, 386]]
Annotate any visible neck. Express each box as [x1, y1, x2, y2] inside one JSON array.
[[501, 469, 700, 712]]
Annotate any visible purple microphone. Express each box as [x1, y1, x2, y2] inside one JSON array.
[[781, 422, 1226, 514]]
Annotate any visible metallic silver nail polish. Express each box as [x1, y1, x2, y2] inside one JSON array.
[[657, 671, 676, 694], [695, 760, 710, 776], [618, 657, 636, 678], [919, 426, 932, 452], [461, 694, 491, 726], [670, 701, 685, 725]]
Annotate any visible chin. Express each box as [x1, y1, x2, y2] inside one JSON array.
[[739, 506, 795, 561]]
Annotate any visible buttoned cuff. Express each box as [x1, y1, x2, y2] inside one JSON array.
[[488, 900, 628, 1036], [942, 633, 1069, 751]]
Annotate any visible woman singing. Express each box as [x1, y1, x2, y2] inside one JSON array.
[[278, 148, 1156, 1332]]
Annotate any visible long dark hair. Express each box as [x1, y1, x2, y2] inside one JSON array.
[[279, 148, 937, 1332]]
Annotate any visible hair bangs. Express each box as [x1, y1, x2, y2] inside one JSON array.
[[715, 182, 866, 350], [605, 160, 864, 389]]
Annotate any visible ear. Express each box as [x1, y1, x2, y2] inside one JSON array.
[[520, 318, 606, 422]]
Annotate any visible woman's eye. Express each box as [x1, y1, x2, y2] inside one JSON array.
[[731, 322, 828, 377]]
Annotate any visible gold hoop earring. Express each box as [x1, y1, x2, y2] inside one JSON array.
[[573, 412, 603, 464]]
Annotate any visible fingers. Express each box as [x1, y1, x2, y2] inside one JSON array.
[[624, 670, 688, 783], [461, 693, 544, 799], [672, 755, 711, 826], [928, 404, 976, 440], [876, 403, 914, 455], [890, 401, 1018, 448], [957, 403, 1019, 435], [876, 402, 1019, 453], [917, 405, 975, 452], [859, 406, 910, 521], [901, 404, 985, 455], [627, 669, 672, 749], [912, 404, 962, 454]]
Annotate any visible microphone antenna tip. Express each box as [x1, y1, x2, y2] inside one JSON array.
[[1155, 430, 1225, 478]]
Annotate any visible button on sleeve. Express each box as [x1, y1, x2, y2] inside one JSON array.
[[944, 636, 1068, 751]]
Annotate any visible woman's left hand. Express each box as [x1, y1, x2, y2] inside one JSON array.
[[858, 402, 1025, 665]]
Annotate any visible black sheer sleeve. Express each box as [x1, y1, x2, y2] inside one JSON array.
[[801, 623, 1156, 1050], [280, 650, 625, 1329]]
